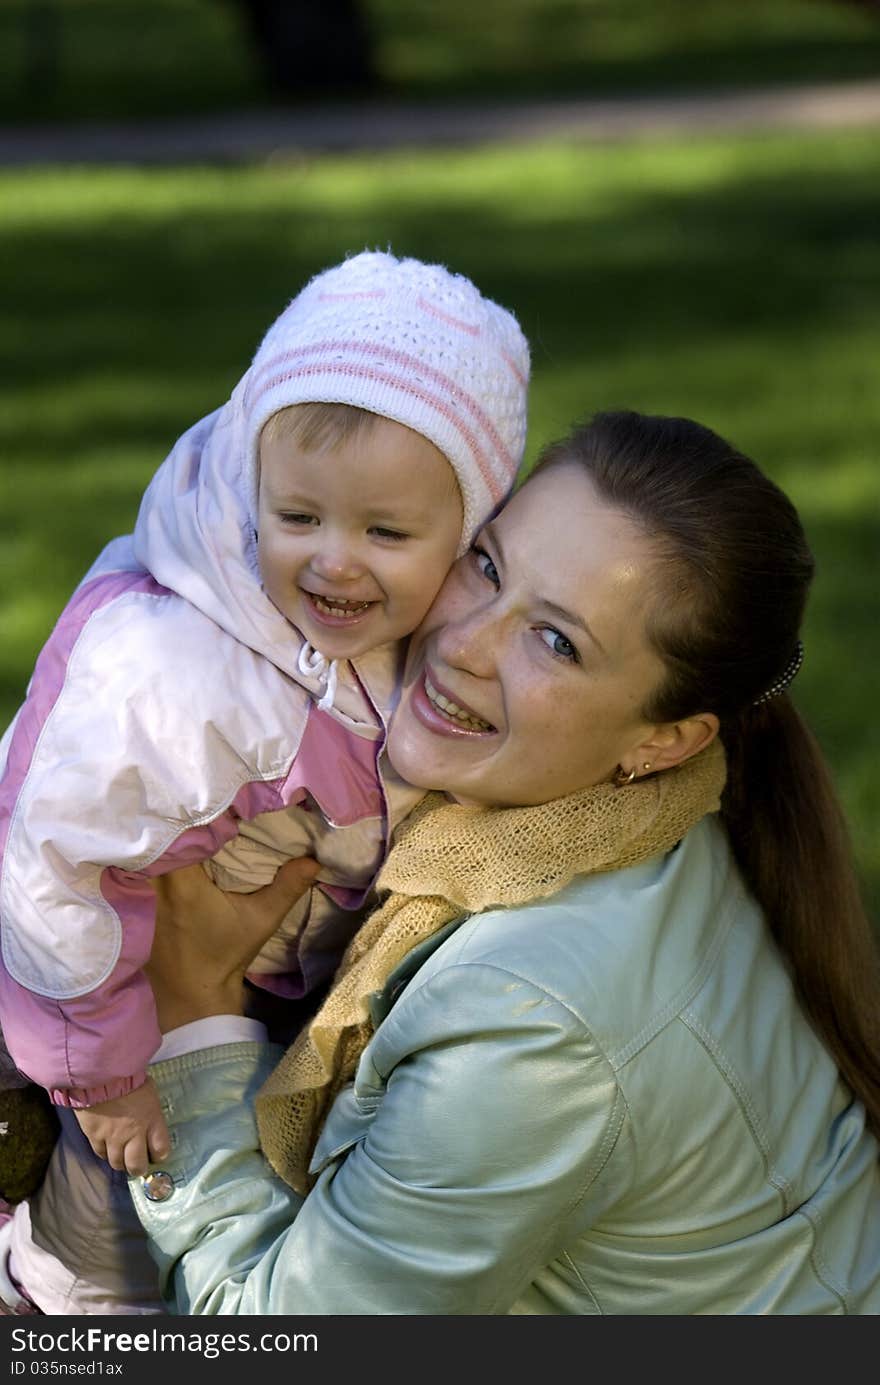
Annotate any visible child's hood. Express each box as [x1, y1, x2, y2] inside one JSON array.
[[130, 376, 394, 729], [129, 249, 531, 725]]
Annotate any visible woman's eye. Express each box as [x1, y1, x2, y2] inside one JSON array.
[[472, 545, 499, 587], [280, 512, 316, 526], [538, 627, 578, 662]]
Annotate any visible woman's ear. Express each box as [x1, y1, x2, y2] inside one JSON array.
[[634, 713, 720, 775]]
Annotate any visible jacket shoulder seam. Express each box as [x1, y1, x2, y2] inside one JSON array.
[[611, 864, 740, 1070], [677, 1008, 794, 1215]]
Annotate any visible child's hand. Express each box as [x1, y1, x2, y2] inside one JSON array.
[[73, 1078, 170, 1177]]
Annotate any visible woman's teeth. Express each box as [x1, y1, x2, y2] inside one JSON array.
[[311, 595, 371, 617], [425, 675, 493, 732]]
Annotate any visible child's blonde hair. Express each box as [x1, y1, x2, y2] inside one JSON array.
[[262, 402, 377, 455], [261, 403, 463, 506]]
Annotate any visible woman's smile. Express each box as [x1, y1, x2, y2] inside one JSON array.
[[416, 667, 497, 735], [387, 461, 668, 808]]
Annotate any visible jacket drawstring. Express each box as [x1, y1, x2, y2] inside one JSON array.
[[297, 643, 339, 713]]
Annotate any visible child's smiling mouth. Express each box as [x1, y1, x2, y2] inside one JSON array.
[[304, 591, 375, 623]]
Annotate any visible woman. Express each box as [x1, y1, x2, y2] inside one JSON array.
[[128, 411, 879, 1313]]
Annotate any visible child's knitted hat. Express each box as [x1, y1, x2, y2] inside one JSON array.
[[241, 250, 530, 549]]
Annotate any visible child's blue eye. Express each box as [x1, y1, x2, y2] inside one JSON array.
[[538, 627, 578, 662], [370, 527, 408, 541], [472, 546, 499, 587], [280, 513, 316, 526]]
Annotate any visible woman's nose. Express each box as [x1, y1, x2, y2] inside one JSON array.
[[434, 602, 500, 677]]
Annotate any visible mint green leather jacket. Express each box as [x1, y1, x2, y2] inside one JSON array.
[[131, 816, 880, 1314]]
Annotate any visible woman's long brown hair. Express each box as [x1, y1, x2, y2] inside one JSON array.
[[536, 410, 880, 1137]]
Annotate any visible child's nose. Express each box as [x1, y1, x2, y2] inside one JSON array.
[[311, 537, 364, 582]]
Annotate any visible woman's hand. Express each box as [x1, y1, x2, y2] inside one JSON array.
[[146, 858, 321, 1033]]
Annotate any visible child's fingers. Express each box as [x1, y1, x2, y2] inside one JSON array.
[[147, 1115, 171, 1164], [102, 1138, 128, 1173], [122, 1132, 151, 1179], [86, 1134, 108, 1164]]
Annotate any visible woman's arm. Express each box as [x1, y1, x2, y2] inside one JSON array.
[[145, 855, 321, 1031], [134, 870, 627, 1314]]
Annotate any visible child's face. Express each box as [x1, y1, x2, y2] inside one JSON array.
[[257, 415, 464, 660]]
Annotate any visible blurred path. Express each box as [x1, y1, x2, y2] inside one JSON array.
[[2, 78, 880, 166]]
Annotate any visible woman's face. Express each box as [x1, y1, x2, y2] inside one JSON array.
[[386, 460, 672, 808]]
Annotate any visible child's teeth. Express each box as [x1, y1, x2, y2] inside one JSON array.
[[313, 596, 370, 616]]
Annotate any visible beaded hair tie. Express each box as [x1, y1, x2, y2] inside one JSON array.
[[752, 641, 804, 706]]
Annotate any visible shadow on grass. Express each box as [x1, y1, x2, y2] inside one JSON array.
[[1, 134, 878, 908], [1, 0, 880, 121]]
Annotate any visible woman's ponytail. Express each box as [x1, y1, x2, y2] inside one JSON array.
[[539, 410, 880, 1137], [723, 696, 880, 1136]]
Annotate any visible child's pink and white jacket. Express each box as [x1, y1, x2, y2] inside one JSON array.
[[0, 396, 423, 1113], [0, 251, 529, 1114]]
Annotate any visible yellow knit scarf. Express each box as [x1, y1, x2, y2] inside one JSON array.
[[256, 739, 727, 1194]]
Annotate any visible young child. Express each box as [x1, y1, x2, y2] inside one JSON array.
[[0, 250, 529, 1311]]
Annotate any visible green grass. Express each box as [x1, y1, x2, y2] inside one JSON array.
[[1, 126, 879, 917], [372, 0, 880, 98], [0, 0, 879, 122]]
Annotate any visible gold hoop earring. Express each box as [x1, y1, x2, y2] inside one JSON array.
[[613, 765, 637, 788]]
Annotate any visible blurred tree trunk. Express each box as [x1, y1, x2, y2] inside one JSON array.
[[23, 0, 60, 100], [234, 0, 375, 96]]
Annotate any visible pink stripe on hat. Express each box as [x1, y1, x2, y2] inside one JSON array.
[[242, 250, 530, 545], [318, 291, 386, 301], [248, 338, 517, 483], [417, 296, 481, 336], [248, 360, 505, 504], [502, 350, 529, 388]]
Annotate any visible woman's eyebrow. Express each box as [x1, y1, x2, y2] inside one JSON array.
[[490, 524, 605, 654]]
